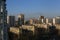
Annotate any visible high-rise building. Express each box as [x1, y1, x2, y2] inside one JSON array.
[[7, 16, 15, 27], [55, 16, 60, 24], [46, 18, 48, 24], [46, 18, 53, 24], [0, 0, 8, 40], [39, 16, 44, 23], [53, 18, 55, 25], [18, 14, 24, 26]]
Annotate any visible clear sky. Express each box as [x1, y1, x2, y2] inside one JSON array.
[[6, 0, 60, 19]]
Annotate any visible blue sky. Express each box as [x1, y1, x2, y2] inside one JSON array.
[[6, 0, 60, 19]]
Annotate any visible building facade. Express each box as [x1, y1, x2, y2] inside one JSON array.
[[18, 14, 24, 26], [55, 16, 60, 24], [39, 16, 44, 23], [53, 18, 55, 25], [7, 16, 15, 27], [29, 19, 34, 25], [0, 0, 8, 40]]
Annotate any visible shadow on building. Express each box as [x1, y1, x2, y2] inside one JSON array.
[[8, 25, 60, 40]]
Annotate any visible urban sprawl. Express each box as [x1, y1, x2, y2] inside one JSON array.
[[0, 0, 60, 40]]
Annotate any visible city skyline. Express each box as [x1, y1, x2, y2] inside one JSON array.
[[6, 0, 60, 19], [1, 0, 60, 40]]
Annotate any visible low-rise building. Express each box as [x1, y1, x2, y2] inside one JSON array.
[[9, 27, 20, 40], [33, 24, 48, 29], [22, 25, 35, 34]]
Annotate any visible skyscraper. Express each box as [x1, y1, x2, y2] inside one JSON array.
[[0, 0, 8, 40], [18, 14, 24, 26], [39, 16, 44, 23], [7, 16, 15, 27]]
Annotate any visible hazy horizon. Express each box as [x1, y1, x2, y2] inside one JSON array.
[[6, 0, 60, 19]]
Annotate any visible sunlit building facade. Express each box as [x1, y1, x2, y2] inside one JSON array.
[[39, 16, 44, 23]]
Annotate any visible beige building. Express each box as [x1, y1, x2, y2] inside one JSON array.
[[53, 18, 55, 25], [9, 27, 20, 40], [29, 19, 34, 24], [46, 18, 49, 24], [10, 27, 20, 35], [33, 24, 48, 29], [22, 25, 35, 34]]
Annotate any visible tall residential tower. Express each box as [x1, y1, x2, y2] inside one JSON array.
[[18, 14, 24, 26], [0, 0, 8, 40], [7, 16, 15, 27]]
